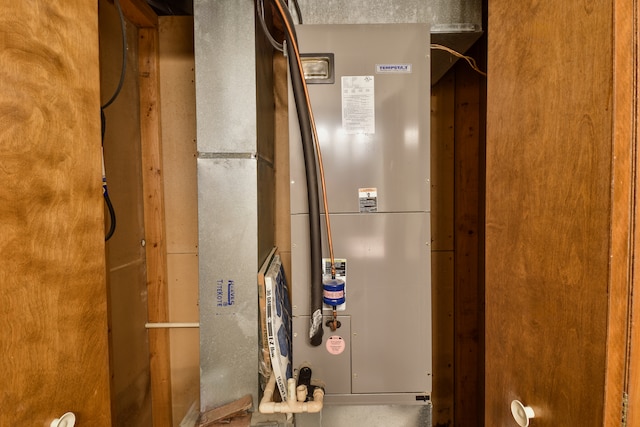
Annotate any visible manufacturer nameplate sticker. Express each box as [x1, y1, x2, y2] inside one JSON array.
[[375, 63, 412, 74]]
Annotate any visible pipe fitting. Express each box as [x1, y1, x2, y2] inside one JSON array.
[[259, 375, 325, 415]]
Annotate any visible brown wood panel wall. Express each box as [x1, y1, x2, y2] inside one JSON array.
[[0, 1, 112, 425], [486, 1, 614, 426]]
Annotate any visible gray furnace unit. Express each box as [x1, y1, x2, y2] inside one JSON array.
[[290, 23, 432, 405]]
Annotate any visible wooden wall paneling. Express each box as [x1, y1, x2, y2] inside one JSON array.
[[0, 1, 112, 425], [486, 1, 613, 425], [139, 25, 174, 427], [604, 0, 637, 424], [430, 72, 456, 427], [453, 47, 484, 427], [158, 16, 200, 426]]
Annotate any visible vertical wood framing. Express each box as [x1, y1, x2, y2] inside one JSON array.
[[604, 0, 637, 424], [430, 73, 456, 427], [118, 3, 173, 424], [624, 1, 640, 424], [139, 26, 173, 426], [100, 1, 153, 424], [453, 49, 484, 427]]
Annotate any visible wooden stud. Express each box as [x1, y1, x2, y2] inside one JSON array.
[[139, 26, 173, 427]]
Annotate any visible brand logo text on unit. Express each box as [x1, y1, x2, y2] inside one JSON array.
[[375, 64, 412, 73]]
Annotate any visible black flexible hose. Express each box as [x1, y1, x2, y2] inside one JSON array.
[[101, 0, 126, 241], [101, 0, 127, 110], [277, 0, 324, 346], [291, 0, 303, 24], [104, 189, 117, 241], [101, 107, 116, 241]]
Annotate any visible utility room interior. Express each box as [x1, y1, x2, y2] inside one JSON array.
[[1, 1, 639, 426]]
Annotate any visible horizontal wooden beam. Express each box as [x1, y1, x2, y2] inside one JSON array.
[[118, 0, 158, 28]]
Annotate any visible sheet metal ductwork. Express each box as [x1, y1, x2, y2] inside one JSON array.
[[293, 0, 483, 84]]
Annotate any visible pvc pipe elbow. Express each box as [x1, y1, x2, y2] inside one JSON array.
[[258, 374, 325, 415]]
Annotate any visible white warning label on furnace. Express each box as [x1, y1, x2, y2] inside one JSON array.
[[341, 76, 375, 135], [358, 187, 378, 213]]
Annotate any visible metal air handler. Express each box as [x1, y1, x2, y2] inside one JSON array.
[[289, 23, 432, 408]]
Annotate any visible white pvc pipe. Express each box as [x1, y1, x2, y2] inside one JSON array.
[[145, 322, 200, 329], [296, 385, 307, 402], [258, 374, 325, 414]]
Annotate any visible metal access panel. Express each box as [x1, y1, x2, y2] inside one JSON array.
[[290, 24, 432, 404], [290, 24, 431, 216]]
